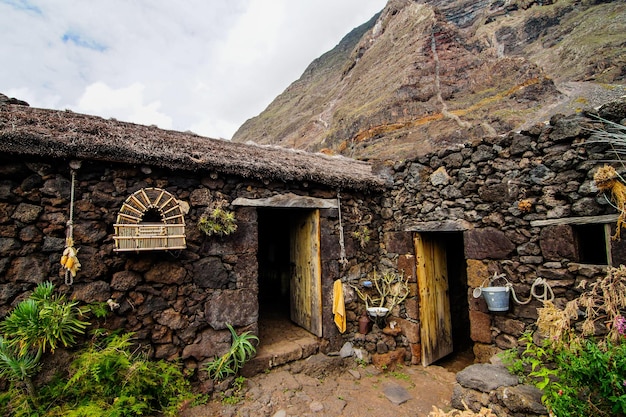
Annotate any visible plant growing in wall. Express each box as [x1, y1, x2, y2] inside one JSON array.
[[352, 226, 371, 248], [198, 204, 237, 237], [204, 324, 258, 381]]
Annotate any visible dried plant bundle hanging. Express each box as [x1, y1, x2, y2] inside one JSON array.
[[593, 164, 626, 239]]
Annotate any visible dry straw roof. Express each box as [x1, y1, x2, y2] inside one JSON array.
[[0, 103, 387, 191]]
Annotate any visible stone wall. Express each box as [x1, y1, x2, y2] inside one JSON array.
[[377, 104, 626, 362], [2, 102, 625, 377], [0, 156, 382, 377]]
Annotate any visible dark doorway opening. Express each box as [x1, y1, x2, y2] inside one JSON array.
[[441, 233, 471, 354], [257, 208, 291, 319], [256, 208, 320, 362]]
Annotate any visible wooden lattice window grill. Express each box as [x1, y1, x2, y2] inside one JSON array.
[[113, 187, 186, 251]]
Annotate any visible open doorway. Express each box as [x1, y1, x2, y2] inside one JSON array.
[[414, 232, 472, 367], [258, 208, 291, 319], [257, 208, 322, 338]]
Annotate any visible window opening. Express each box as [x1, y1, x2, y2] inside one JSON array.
[[573, 224, 608, 265]]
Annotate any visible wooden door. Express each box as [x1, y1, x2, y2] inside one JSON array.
[[414, 233, 453, 366], [289, 210, 323, 337]]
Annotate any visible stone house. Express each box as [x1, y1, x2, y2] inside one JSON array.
[[377, 101, 626, 365], [0, 102, 388, 374], [1, 97, 625, 376]]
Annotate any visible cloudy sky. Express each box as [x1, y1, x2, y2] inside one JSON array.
[[0, 0, 386, 139]]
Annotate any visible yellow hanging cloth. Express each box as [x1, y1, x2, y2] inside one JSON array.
[[333, 279, 346, 333]]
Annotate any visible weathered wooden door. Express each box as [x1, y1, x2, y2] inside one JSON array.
[[289, 210, 323, 337], [414, 233, 453, 366]]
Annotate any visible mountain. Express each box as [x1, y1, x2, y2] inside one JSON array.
[[232, 0, 626, 160]]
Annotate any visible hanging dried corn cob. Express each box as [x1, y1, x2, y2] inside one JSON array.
[[60, 236, 81, 277], [594, 165, 626, 240]]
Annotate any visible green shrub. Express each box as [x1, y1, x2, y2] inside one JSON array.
[[0, 283, 201, 417], [506, 333, 626, 416], [35, 332, 199, 417], [502, 266, 626, 416], [1, 281, 89, 356], [0, 281, 89, 403]]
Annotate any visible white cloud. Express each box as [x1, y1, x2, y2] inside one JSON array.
[[0, 0, 387, 139], [75, 82, 172, 129]]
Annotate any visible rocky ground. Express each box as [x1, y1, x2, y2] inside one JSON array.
[[179, 353, 462, 417]]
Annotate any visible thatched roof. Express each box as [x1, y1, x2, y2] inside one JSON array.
[[0, 103, 388, 191]]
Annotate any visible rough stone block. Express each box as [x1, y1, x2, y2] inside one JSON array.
[[8, 255, 49, 283], [495, 333, 518, 350], [493, 317, 526, 338], [192, 257, 229, 289], [397, 254, 416, 282], [11, 203, 42, 223], [497, 384, 548, 414], [205, 289, 258, 330], [456, 364, 519, 392], [70, 280, 111, 303], [404, 297, 419, 320], [478, 183, 509, 202], [466, 259, 489, 288], [469, 310, 492, 343], [145, 262, 187, 284], [472, 343, 500, 364], [383, 231, 413, 255], [451, 384, 490, 413], [410, 342, 421, 365], [182, 328, 230, 361], [111, 270, 142, 291], [539, 224, 577, 261], [464, 228, 515, 260], [372, 347, 406, 370], [189, 188, 212, 206], [396, 317, 420, 344]]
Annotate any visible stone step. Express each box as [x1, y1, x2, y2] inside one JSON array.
[[242, 336, 319, 377]]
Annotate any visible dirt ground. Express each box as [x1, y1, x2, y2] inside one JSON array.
[[179, 353, 466, 417]]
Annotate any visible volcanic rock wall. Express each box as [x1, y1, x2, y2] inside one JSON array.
[[0, 157, 381, 376], [375, 102, 626, 363]]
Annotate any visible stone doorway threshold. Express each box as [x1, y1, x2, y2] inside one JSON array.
[[242, 311, 319, 377]]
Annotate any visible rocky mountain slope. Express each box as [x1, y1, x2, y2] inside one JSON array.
[[232, 0, 626, 160]]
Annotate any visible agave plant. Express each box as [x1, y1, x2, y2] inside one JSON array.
[[204, 324, 258, 380]]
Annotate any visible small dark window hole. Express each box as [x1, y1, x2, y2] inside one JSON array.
[[141, 208, 163, 223], [574, 224, 608, 265]]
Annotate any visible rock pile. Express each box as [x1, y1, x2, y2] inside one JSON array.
[[452, 364, 547, 417]]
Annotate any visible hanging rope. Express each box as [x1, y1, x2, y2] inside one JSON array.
[[337, 191, 348, 269], [479, 272, 554, 305], [509, 277, 555, 305], [60, 168, 80, 285]]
